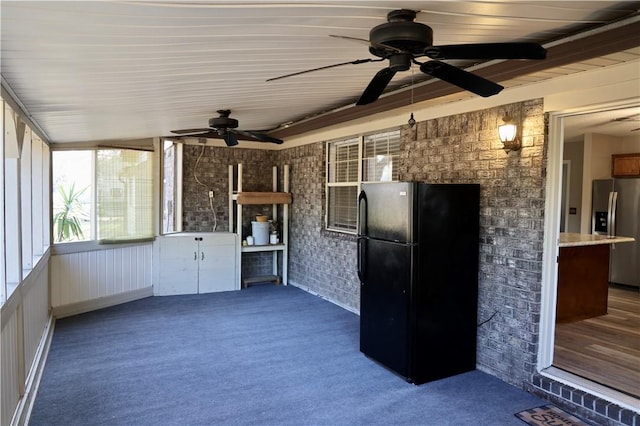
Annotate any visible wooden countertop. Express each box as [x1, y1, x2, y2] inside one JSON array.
[[559, 233, 635, 247]]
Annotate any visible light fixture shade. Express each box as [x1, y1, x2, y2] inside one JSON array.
[[498, 122, 517, 143], [498, 115, 521, 153]]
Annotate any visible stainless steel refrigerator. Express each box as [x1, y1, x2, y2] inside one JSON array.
[[592, 178, 640, 288], [357, 182, 479, 384]]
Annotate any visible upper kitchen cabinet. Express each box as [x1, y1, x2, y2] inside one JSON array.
[[612, 153, 640, 177]]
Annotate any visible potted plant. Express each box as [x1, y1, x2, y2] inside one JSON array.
[[53, 183, 88, 242]]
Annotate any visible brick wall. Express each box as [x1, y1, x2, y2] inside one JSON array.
[[182, 144, 277, 278], [278, 143, 360, 310], [399, 100, 547, 388], [269, 101, 547, 383], [528, 374, 638, 426]]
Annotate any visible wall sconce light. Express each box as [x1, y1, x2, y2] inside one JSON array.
[[498, 115, 521, 153]]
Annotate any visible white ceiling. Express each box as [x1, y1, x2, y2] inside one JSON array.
[[564, 106, 640, 143], [1, 1, 639, 145]]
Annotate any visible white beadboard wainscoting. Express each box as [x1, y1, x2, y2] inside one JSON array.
[[51, 242, 154, 318], [1, 253, 51, 426], [1, 303, 21, 426]]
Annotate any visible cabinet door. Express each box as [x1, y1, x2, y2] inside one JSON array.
[[198, 235, 238, 293], [612, 153, 640, 177], [157, 237, 199, 295]]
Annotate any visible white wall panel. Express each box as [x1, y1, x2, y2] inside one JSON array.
[[21, 263, 49, 376], [51, 243, 152, 309], [1, 313, 20, 426]]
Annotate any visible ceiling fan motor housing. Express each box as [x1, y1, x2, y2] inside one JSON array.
[[369, 9, 433, 58], [209, 116, 239, 129]]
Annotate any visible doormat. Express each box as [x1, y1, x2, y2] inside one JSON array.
[[515, 405, 589, 426]]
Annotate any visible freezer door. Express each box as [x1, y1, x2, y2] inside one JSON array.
[[610, 179, 640, 287], [360, 182, 415, 243], [360, 238, 413, 378]]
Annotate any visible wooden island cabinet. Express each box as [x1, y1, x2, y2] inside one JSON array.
[[556, 233, 635, 323]]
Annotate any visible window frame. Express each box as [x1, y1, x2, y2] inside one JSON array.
[[51, 147, 155, 245], [20, 127, 33, 271], [1, 100, 6, 301], [160, 139, 183, 235], [1, 96, 52, 305], [4, 103, 22, 291]]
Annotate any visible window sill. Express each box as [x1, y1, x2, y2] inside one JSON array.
[[52, 238, 155, 255], [1, 282, 19, 308], [321, 227, 357, 241]]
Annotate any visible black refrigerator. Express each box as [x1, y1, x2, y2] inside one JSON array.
[[357, 182, 480, 384]]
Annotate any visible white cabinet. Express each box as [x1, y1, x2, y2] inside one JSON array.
[[155, 232, 239, 295]]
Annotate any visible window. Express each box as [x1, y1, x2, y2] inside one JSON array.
[[21, 127, 33, 270], [362, 131, 400, 182], [4, 101, 22, 295], [1, 96, 51, 304], [52, 149, 154, 243], [161, 139, 182, 234], [326, 129, 400, 232], [52, 150, 93, 242], [1, 100, 6, 300]]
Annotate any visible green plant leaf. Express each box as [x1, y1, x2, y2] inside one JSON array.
[[54, 183, 88, 242]]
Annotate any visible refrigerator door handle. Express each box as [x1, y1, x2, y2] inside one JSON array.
[[357, 237, 367, 282], [609, 191, 618, 237], [606, 191, 614, 236], [357, 189, 368, 237]]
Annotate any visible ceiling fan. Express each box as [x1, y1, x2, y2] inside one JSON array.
[[170, 110, 283, 146], [267, 9, 547, 105], [612, 113, 640, 132]]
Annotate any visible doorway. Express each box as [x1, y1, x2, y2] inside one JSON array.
[[540, 101, 640, 409]]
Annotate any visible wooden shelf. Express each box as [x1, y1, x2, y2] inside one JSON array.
[[241, 243, 285, 253], [229, 164, 290, 287], [242, 275, 281, 289], [236, 192, 291, 205]]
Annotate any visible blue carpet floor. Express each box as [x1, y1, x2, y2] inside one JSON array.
[[30, 285, 547, 425]]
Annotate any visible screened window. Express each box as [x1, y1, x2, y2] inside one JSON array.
[[52, 149, 154, 243], [1, 96, 51, 305], [4, 101, 22, 296], [162, 139, 182, 234], [326, 129, 400, 233], [362, 131, 400, 182]]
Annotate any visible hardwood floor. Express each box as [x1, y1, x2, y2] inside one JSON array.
[[554, 285, 640, 398]]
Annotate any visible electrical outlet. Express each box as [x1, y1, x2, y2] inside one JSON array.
[[208, 191, 214, 198]]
